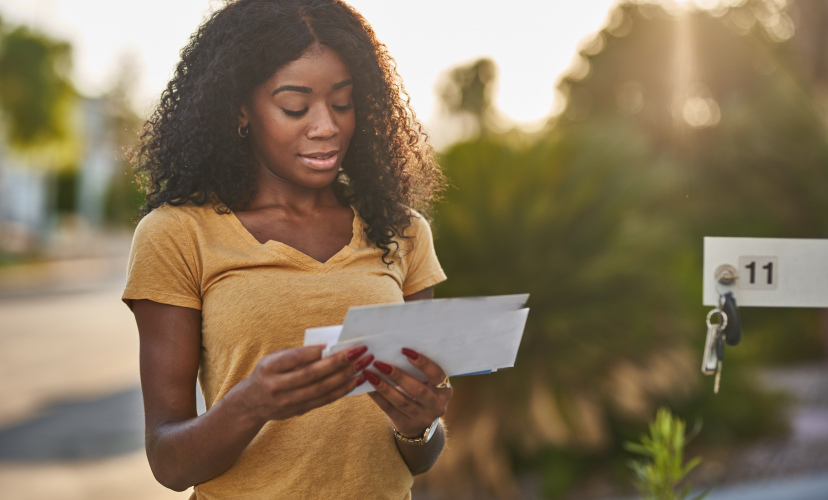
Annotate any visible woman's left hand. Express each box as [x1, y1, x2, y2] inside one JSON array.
[[365, 348, 452, 438]]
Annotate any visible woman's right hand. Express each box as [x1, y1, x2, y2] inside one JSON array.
[[239, 345, 372, 423], [133, 299, 372, 490]]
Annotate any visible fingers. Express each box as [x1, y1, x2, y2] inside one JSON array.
[[367, 391, 411, 425], [263, 345, 325, 373], [363, 350, 453, 435], [363, 370, 431, 425], [280, 354, 373, 405], [248, 346, 375, 421], [290, 374, 367, 417], [371, 360, 441, 409], [266, 346, 368, 391], [401, 348, 449, 388]]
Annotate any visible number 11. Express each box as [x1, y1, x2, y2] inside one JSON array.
[[745, 261, 773, 285]]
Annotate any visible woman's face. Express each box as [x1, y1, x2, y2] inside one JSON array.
[[240, 44, 356, 190]]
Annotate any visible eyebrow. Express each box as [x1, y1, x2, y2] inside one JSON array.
[[271, 79, 353, 96], [332, 79, 353, 90], [272, 85, 311, 96]]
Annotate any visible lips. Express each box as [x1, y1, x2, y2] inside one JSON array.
[[299, 151, 339, 170]]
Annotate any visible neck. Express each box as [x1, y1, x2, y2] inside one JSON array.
[[245, 162, 341, 214]]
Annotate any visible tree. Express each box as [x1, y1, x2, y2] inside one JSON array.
[[0, 19, 77, 165], [416, 2, 817, 498]]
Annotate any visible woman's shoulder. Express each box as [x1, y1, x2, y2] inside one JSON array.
[[392, 208, 436, 258], [136, 203, 222, 234], [402, 209, 432, 237]]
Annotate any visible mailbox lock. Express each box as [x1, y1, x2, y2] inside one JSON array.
[[715, 264, 738, 285]]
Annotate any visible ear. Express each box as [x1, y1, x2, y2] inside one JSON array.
[[238, 104, 250, 128]]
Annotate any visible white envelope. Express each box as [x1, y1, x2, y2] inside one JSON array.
[[304, 294, 530, 397]]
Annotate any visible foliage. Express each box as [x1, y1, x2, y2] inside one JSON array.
[[438, 57, 498, 128], [0, 16, 143, 227], [0, 19, 77, 160], [625, 408, 706, 500], [104, 161, 146, 227], [418, 2, 820, 498], [102, 59, 145, 227], [55, 169, 78, 213]]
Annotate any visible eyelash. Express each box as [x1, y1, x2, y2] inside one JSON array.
[[282, 103, 354, 117]]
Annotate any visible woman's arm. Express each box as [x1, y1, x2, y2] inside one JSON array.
[[133, 299, 370, 491]]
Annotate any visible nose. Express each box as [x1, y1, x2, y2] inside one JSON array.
[[307, 105, 339, 140]]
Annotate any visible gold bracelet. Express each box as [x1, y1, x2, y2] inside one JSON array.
[[393, 428, 427, 445], [393, 417, 440, 445]]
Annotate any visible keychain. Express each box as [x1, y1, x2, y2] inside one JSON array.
[[702, 308, 727, 393]]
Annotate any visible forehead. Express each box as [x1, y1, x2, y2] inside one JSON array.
[[269, 45, 351, 89]]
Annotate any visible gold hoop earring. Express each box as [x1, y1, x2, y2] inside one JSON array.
[[238, 124, 249, 138]]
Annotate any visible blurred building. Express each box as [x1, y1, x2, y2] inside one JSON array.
[[0, 97, 118, 254]]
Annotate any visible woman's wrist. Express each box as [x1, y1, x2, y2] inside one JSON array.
[[394, 418, 440, 442], [396, 428, 423, 439], [396, 424, 428, 439], [224, 377, 270, 429]]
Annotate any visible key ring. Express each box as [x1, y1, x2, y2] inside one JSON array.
[[706, 308, 728, 331]]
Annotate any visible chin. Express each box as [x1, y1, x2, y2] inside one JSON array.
[[300, 169, 341, 189]]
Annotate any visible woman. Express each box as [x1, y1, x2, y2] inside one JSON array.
[[123, 0, 450, 498]]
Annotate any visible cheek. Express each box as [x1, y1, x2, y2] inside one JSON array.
[[259, 114, 300, 151], [341, 113, 356, 144]]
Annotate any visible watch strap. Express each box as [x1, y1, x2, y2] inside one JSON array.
[[393, 417, 440, 446]]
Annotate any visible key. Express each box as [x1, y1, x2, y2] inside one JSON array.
[[702, 309, 727, 386], [714, 360, 723, 394], [701, 323, 719, 375], [713, 335, 725, 393]]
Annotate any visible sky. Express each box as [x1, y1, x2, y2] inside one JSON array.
[[0, 0, 623, 127]]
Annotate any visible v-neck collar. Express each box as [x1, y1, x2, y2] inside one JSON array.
[[225, 206, 363, 272]]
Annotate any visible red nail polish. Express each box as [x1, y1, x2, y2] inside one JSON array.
[[401, 348, 419, 360], [373, 361, 393, 376], [364, 371, 381, 385], [347, 346, 368, 360], [355, 375, 366, 386], [355, 355, 374, 371]]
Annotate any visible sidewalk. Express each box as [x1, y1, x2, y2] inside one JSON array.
[[701, 474, 828, 500], [0, 256, 192, 499], [607, 474, 828, 500]]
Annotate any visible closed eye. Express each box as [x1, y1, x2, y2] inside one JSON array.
[[282, 108, 308, 117], [333, 103, 354, 112]]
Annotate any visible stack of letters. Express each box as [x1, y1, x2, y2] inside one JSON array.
[[304, 294, 530, 396]]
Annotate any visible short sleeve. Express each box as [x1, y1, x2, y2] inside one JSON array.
[[401, 213, 447, 296], [122, 206, 202, 311]]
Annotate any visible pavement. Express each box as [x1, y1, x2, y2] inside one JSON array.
[[0, 258, 192, 499], [700, 474, 828, 500]]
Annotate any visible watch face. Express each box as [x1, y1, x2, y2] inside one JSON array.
[[424, 418, 440, 443]]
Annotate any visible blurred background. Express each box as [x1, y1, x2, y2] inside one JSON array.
[[0, 0, 827, 499]]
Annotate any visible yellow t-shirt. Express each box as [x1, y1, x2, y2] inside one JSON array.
[[122, 203, 447, 500]]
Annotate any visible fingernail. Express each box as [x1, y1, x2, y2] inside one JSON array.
[[355, 354, 374, 371], [364, 371, 381, 385], [401, 348, 419, 360], [355, 375, 366, 386], [373, 361, 393, 376], [347, 346, 368, 360]]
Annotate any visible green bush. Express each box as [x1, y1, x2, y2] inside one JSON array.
[[625, 408, 706, 500]]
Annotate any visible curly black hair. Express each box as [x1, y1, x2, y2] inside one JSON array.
[[131, 0, 444, 263]]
